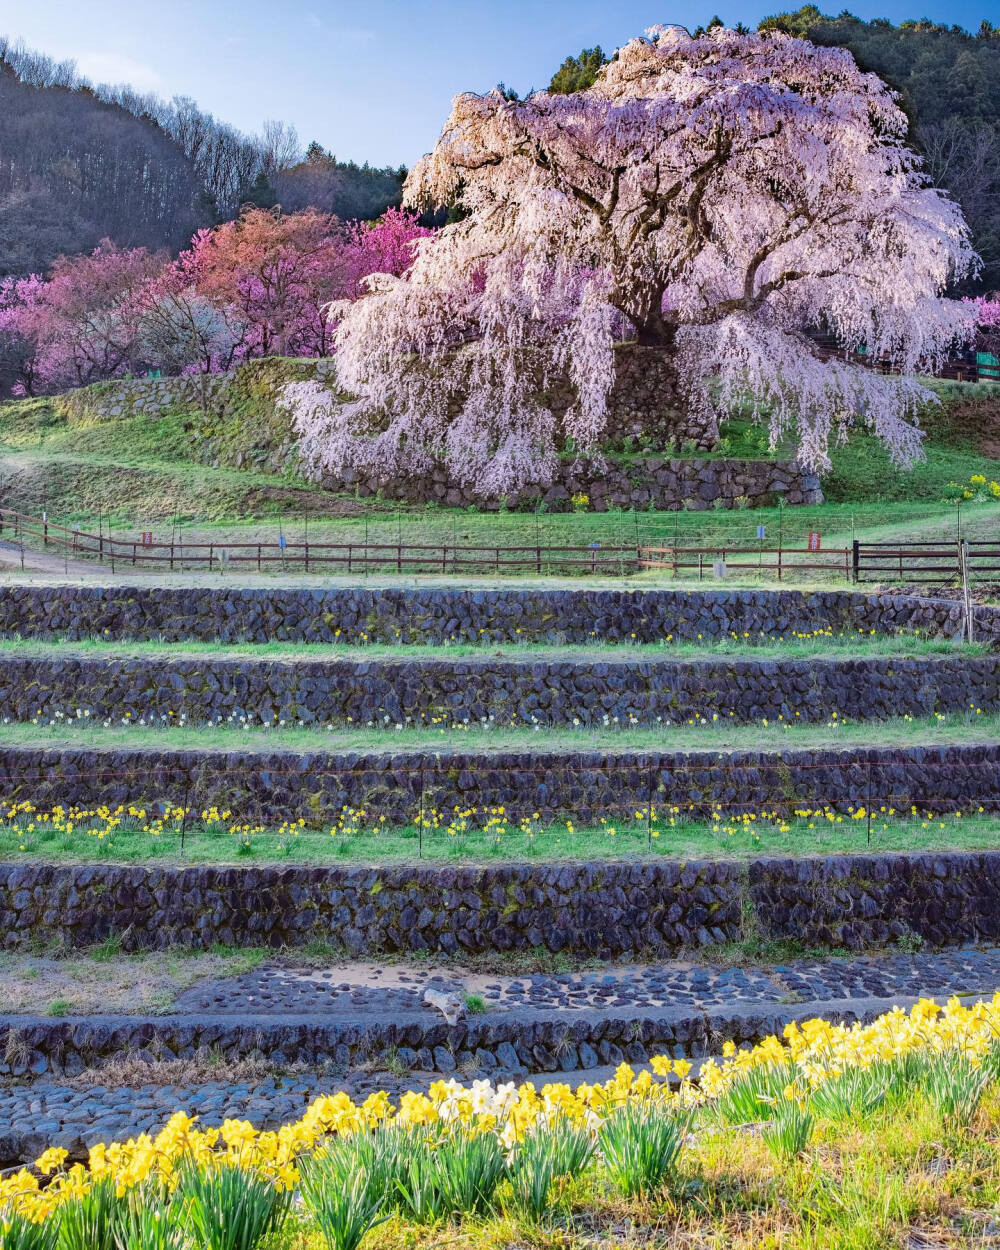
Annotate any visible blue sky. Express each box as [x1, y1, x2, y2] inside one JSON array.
[[3, 0, 995, 167]]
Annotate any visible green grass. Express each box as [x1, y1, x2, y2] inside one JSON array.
[[0, 631, 980, 662], [2, 707, 997, 753], [2, 802, 999, 866], [3, 367, 1000, 565]]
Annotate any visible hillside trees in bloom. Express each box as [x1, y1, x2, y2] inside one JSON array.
[[0, 242, 166, 393], [0, 208, 431, 394], [284, 24, 977, 496], [171, 208, 354, 359]]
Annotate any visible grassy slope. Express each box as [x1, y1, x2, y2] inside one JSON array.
[[2, 371, 1000, 548]]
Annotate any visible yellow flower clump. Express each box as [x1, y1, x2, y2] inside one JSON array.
[[5, 993, 1000, 1225]]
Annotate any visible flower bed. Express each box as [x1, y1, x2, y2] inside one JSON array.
[[4, 995, 1000, 1246]]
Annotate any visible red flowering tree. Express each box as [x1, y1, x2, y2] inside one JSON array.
[[344, 207, 433, 298], [173, 207, 354, 359]]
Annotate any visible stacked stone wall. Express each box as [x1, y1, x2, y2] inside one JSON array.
[[0, 585, 984, 645], [0, 651, 996, 727], [0, 739, 993, 828], [3, 849, 998, 959]]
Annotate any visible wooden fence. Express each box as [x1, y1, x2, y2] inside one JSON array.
[[853, 539, 1000, 584], [13, 508, 997, 586]]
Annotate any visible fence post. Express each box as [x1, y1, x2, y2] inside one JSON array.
[[960, 539, 974, 643], [647, 764, 655, 851], [418, 766, 425, 860], [851, 540, 860, 584]]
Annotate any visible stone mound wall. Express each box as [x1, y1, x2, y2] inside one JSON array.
[[0, 586, 982, 645], [2, 849, 998, 957], [50, 354, 822, 510], [0, 739, 993, 826], [1, 651, 996, 728]]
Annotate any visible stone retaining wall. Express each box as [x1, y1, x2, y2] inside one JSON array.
[[330, 457, 821, 512], [0, 1001, 864, 1081], [0, 585, 985, 645], [2, 848, 999, 960], [0, 740, 994, 830], [1, 651, 997, 727], [51, 356, 822, 510], [0, 740, 993, 828]]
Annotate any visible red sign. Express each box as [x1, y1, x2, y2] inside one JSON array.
[[141, 531, 153, 546], [807, 531, 822, 552]]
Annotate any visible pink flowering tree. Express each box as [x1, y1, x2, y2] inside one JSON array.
[[173, 207, 355, 360], [284, 24, 977, 495], [969, 295, 1000, 360], [344, 207, 433, 298], [0, 243, 166, 394]]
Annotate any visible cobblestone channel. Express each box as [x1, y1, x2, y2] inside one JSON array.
[[3, 947, 999, 1165]]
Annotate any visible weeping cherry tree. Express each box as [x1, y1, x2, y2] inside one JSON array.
[[285, 24, 978, 495]]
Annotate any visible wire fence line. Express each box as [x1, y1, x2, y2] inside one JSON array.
[[5, 505, 999, 586], [0, 754, 995, 854]]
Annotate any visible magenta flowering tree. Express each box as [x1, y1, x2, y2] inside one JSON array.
[[344, 208, 433, 298], [284, 24, 978, 495], [0, 243, 166, 394]]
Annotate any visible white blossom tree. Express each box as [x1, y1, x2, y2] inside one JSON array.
[[285, 24, 978, 495]]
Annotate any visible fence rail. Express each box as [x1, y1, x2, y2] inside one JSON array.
[[5, 508, 997, 588], [0, 507, 863, 582], [853, 539, 1000, 584]]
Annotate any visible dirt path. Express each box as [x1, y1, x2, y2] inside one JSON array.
[[0, 539, 99, 576]]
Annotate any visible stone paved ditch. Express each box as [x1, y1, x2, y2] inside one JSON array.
[[3, 947, 1000, 1165]]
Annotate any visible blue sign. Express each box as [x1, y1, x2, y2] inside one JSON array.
[[278, 535, 287, 550], [756, 525, 766, 539]]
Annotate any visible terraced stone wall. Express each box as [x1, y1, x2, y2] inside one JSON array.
[[0, 1001, 852, 1081], [1, 652, 998, 727], [2, 849, 999, 960], [0, 740, 993, 826], [0, 586, 985, 645], [50, 355, 821, 510]]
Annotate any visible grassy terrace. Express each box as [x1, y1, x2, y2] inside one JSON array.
[[0, 633, 982, 662], [0, 708, 996, 752], [4, 805, 1000, 866]]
